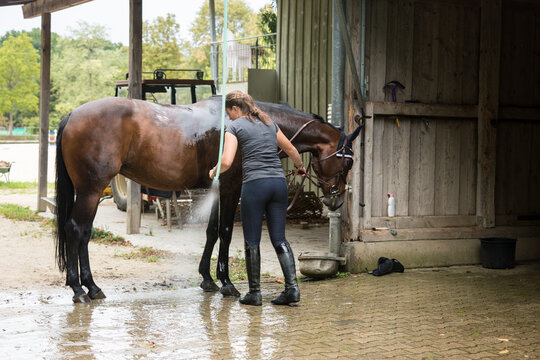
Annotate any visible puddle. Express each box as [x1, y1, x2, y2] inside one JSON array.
[[0, 286, 289, 359]]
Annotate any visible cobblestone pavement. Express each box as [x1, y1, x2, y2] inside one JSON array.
[[1, 262, 538, 359]]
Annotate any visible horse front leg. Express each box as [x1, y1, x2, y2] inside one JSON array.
[[79, 223, 106, 300], [199, 197, 220, 292], [216, 189, 241, 298], [217, 225, 240, 297]]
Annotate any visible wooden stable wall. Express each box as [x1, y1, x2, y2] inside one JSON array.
[[495, 1, 540, 225], [496, 120, 540, 225], [342, 0, 540, 246], [277, 0, 333, 118], [369, 116, 477, 219], [274, 0, 540, 269], [277, 0, 334, 196]]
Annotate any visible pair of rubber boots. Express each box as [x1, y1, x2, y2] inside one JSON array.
[[239, 242, 300, 306]]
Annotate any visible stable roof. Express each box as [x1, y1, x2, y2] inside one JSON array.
[[0, 0, 93, 18]]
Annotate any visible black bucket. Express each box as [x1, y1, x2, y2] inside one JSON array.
[[480, 238, 516, 269]]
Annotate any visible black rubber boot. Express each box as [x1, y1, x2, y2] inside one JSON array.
[[239, 245, 262, 306], [271, 242, 300, 305]]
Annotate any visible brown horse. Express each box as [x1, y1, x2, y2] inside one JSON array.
[[55, 95, 362, 302]]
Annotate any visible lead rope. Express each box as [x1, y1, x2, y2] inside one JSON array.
[[279, 119, 317, 212]]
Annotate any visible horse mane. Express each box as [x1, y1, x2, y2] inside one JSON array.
[[210, 95, 342, 132], [258, 100, 342, 130]]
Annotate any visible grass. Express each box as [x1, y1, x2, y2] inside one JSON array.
[[119, 246, 171, 263], [0, 135, 38, 141], [0, 181, 55, 194], [209, 250, 277, 283], [335, 271, 351, 278], [92, 228, 171, 263], [210, 254, 247, 282], [1, 206, 170, 264], [91, 227, 132, 246], [0, 203, 42, 221]]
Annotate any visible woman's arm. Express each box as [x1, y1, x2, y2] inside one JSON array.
[[276, 128, 306, 175], [209, 132, 238, 179]]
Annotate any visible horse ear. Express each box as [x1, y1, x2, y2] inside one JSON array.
[[346, 124, 363, 143]]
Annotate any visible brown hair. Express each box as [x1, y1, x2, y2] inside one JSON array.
[[225, 90, 272, 126]]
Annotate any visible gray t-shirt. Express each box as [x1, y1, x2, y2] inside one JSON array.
[[226, 116, 285, 183]]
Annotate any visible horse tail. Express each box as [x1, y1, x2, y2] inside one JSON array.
[[55, 113, 73, 273]]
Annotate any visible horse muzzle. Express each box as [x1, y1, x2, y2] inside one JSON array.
[[322, 192, 344, 211]]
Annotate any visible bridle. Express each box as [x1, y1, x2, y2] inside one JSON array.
[[309, 132, 354, 196], [283, 120, 356, 211]]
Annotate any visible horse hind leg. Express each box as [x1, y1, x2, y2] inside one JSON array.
[[65, 192, 103, 303], [79, 223, 106, 300], [64, 218, 91, 303]]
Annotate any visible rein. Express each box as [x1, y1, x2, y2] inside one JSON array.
[[277, 119, 318, 156], [283, 120, 353, 211]]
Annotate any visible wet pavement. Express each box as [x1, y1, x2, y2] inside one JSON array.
[[1, 262, 539, 359], [2, 143, 539, 358]]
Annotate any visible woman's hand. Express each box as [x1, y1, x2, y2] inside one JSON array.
[[209, 167, 217, 179], [276, 128, 305, 176], [294, 163, 306, 176]]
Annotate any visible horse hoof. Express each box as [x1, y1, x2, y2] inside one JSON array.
[[89, 290, 106, 300], [200, 279, 219, 292], [220, 284, 240, 298], [73, 293, 92, 304]]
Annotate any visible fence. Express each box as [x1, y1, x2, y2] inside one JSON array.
[[212, 33, 276, 85]]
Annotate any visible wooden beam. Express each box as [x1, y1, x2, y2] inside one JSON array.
[[22, 0, 92, 18], [208, 0, 218, 87], [127, 0, 142, 234], [372, 101, 477, 118], [361, 101, 374, 231], [476, 0, 501, 229], [369, 215, 476, 229], [370, 102, 538, 121], [37, 12, 50, 212], [0, 1, 33, 6], [347, 113, 362, 241], [361, 225, 540, 242]]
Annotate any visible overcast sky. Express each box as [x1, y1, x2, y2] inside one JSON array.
[[0, 0, 271, 44]]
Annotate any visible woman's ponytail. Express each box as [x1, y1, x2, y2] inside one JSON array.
[[225, 90, 272, 126]]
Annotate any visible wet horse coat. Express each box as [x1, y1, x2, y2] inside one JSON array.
[[55, 95, 360, 302]]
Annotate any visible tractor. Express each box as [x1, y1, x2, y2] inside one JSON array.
[[111, 69, 217, 211]]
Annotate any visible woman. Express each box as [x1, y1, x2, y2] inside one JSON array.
[[209, 90, 306, 306]]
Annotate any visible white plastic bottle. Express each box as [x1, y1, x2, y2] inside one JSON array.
[[387, 193, 395, 217]]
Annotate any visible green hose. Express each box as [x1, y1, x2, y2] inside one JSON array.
[[214, 0, 229, 181]]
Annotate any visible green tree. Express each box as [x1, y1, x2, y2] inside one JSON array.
[[186, 0, 259, 79], [50, 22, 128, 124], [256, 2, 277, 69], [143, 14, 186, 74], [258, 2, 277, 44], [1, 28, 60, 53], [0, 33, 39, 135]]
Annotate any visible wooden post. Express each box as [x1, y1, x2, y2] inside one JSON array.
[[37, 12, 50, 212], [127, 0, 142, 234], [361, 101, 374, 231], [348, 113, 362, 240], [209, 0, 218, 87], [476, 0, 501, 228]]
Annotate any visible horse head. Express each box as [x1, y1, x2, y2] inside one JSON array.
[[310, 123, 362, 210], [258, 100, 363, 212]]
